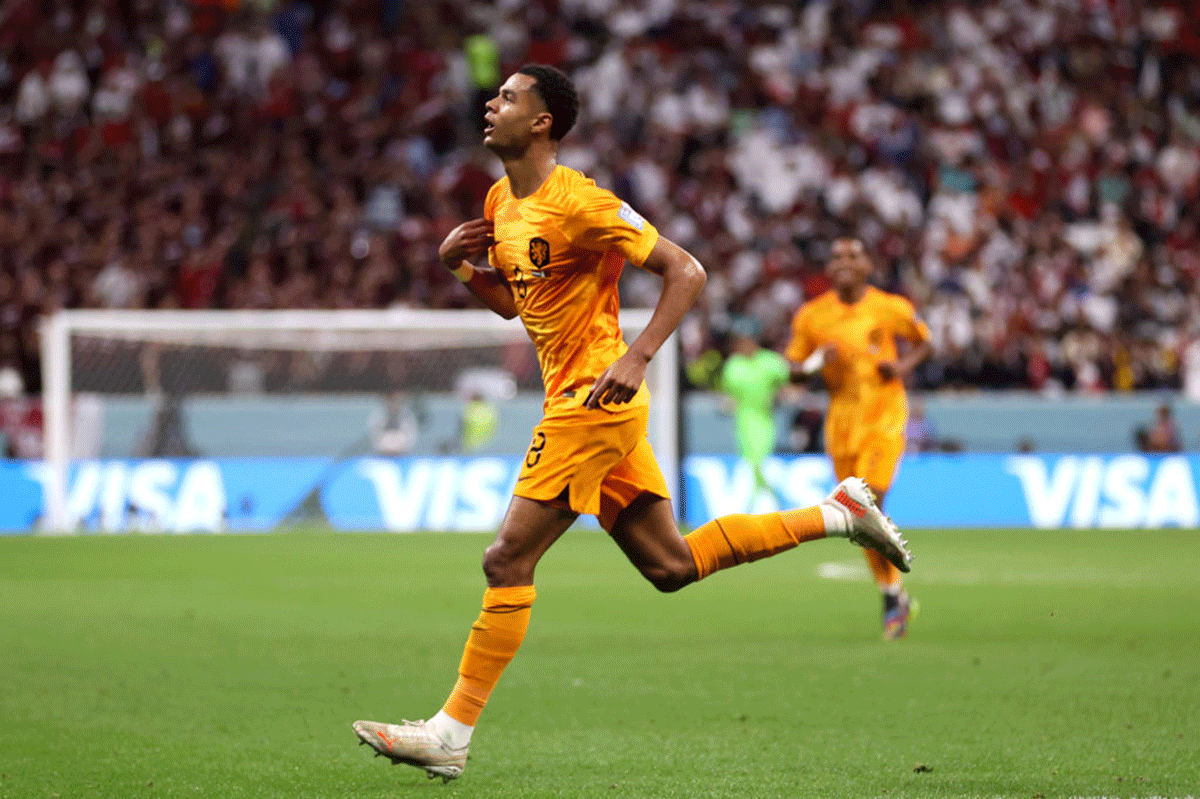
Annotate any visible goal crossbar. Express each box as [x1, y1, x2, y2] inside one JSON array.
[[38, 308, 679, 531]]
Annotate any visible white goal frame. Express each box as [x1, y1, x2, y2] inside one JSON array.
[[39, 308, 679, 532]]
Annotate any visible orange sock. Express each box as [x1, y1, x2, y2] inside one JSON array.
[[684, 507, 826, 580], [442, 585, 536, 726], [864, 548, 901, 591]]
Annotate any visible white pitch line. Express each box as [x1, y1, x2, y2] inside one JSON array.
[[815, 561, 870, 580], [815, 561, 1172, 588]]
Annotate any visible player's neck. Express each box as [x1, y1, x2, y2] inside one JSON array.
[[502, 144, 558, 199], [836, 284, 867, 304]]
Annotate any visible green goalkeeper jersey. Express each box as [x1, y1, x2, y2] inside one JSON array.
[[719, 348, 790, 462]]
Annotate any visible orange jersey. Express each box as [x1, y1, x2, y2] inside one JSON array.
[[485, 165, 659, 412], [785, 286, 931, 414]]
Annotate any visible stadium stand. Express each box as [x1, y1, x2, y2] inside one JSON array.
[[1, 0, 1198, 403]]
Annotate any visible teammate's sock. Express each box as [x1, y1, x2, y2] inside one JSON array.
[[881, 579, 903, 611], [684, 507, 827, 580], [442, 585, 536, 726]]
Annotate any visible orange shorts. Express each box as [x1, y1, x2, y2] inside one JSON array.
[[825, 404, 905, 492], [514, 400, 670, 531], [829, 432, 904, 492]]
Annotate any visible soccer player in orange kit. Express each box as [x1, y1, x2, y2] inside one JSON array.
[[351, 65, 912, 781], [786, 237, 932, 640]]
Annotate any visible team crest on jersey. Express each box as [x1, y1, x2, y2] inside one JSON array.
[[529, 237, 550, 273]]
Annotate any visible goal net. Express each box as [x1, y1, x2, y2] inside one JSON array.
[[38, 308, 679, 533]]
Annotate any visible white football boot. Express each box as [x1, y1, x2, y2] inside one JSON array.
[[821, 477, 912, 572], [353, 719, 468, 782]]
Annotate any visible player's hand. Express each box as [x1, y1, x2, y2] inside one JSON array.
[[585, 351, 647, 409], [438, 218, 494, 266]]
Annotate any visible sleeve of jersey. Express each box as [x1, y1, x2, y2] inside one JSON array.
[[561, 185, 659, 267], [784, 309, 814, 362], [892, 296, 932, 343]]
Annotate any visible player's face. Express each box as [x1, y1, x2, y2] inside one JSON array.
[[826, 238, 872, 291], [731, 333, 758, 356], [483, 73, 550, 154]]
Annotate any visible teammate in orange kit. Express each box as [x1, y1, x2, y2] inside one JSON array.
[[352, 65, 912, 781], [786, 238, 932, 640]]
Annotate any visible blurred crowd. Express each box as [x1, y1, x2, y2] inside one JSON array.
[[2, 0, 1200, 401]]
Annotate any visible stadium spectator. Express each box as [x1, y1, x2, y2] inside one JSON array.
[[0, 0, 1196, 404], [905, 400, 938, 453], [457, 391, 497, 453], [369, 390, 422, 455], [1145, 403, 1183, 453]]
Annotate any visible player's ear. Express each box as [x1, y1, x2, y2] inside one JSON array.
[[530, 111, 553, 138]]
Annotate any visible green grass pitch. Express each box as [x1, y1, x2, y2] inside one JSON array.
[[2, 528, 1199, 799]]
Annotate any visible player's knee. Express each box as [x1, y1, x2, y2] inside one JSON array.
[[642, 557, 695, 593], [482, 542, 532, 586]]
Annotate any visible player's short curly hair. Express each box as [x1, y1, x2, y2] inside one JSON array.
[[517, 63, 579, 141]]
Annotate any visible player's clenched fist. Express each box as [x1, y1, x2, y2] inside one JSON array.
[[439, 219, 495, 266]]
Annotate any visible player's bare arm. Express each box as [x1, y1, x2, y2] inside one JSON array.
[[877, 339, 932, 381], [585, 236, 706, 409], [438, 218, 518, 319]]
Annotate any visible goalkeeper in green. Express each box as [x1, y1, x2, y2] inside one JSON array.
[[718, 317, 790, 510]]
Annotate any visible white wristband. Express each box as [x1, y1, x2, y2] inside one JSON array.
[[799, 349, 826, 376], [450, 263, 473, 283]]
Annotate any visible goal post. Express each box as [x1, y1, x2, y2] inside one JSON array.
[[38, 308, 679, 532]]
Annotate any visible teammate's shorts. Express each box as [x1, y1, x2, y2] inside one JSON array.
[[514, 400, 670, 531], [825, 403, 906, 492], [735, 412, 776, 468]]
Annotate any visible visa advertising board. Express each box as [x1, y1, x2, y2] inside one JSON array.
[[1, 454, 1197, 534]]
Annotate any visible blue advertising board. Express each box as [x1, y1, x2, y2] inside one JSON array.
[[1, 453, 1198, 534], [683, 454, 1200, 529]]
